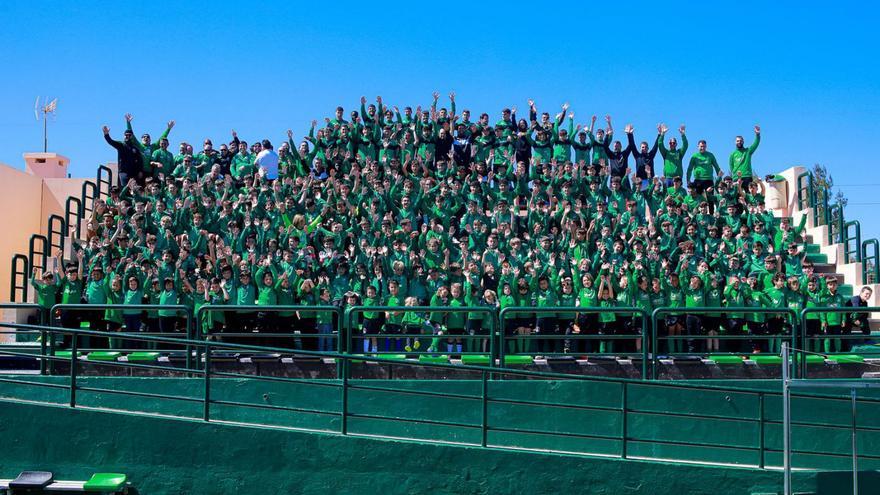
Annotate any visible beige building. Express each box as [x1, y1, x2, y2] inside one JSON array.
[[0, 153, 116, 303]]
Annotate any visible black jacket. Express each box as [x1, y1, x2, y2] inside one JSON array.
[[628, 132, 659, 180], [104, 134, 142, 177]]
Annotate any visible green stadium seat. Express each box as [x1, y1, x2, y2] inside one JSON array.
[[804, 243, 821, 254], [502, 355, 534, 365], [805, 354, 825, 364], [85, 351, 121, 361], [830, 354, 864, 364], [126, 352, 160, 362], [839, 284, 853, 297], [708, 354, 745, 364], [460, 354, 491, 365], [805, 252, 828, 264], [54, 351, 81, 360], [418, 355, 449, 364], [752, 355, 783, 365], [83, 472, 127, 492]]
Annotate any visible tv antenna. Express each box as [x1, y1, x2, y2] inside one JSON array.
[[35, 97, 58, 152]]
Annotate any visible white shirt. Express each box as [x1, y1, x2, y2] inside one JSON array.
[[255, 149, 280, 180]]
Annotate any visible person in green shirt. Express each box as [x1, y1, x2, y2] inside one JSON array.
[[446, 283, 467, 354], [685, 139, 721, 198], [722, 275, 748, 353], [802, 276, 824, 352], [383, 280, 405, 352], [316, 288, 335, 353], [573, 273, 598, 354], [29, 267, 58, 323], [362, 285, 382, 354], [122, 274, 145, 334], [729, 126, 761, 183], [658, 123, 688, 183], [820, 276, 848, 353], [683, 273, 707, 353], [596, 273, 616, 354]]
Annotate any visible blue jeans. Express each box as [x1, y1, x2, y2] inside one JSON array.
[[317, 322, 334, 352]]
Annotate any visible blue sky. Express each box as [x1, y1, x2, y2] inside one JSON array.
[[1, 1, 878, 238]]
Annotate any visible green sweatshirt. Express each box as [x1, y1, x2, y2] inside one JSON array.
[[658, 133, 688, 178], [729, 133, 760, 179], [686, 151, 721, 182]]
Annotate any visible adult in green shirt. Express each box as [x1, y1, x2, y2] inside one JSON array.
[[685, 139, 721, 195], [658, 123, 688, 183], [729, 126, 761, 184]]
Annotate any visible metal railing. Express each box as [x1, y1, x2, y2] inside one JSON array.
[[50, 303, 193, 369], [826, 203, 844, 246], [843, 221, 861, 264], [81, 180, 98, 222], [97, 165, 113, 198], [195, 304, 344, 370], [498, 306, 649, 377], [0, 302, 874, 380], [1, 322, 880, 470], [344, 305, 499, 359], [9, 255, 28, 303], [863, 239, 879, 285], [65, 196, 82, 240], [28, 234, 48, 273], [799, 306, 880, 378], [651, 307, 800, 379], [47, 214, 65, 256], [796, 171, 813, 212]]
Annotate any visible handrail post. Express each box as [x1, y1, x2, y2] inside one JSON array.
[[481, 370, 488, 447], [498, 308, 507, 369], [621, 382, 628, 458], [185, 308, 193, 371], [758, 392, 765, 468], [341, 355, 349, 435], [641, 311, 649, 379], [203, 342, 211, 421], [851, 388, 859, 495], [69, 331, 77, 408]]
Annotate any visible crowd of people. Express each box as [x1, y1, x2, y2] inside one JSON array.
[[27, 94, 875, 356]]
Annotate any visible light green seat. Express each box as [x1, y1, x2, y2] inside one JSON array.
[[752, 355, 783, 365], [831, 354, 864, 364], [709, 354, 745, 365], [384, 354, 408, 360], [502, 355, 534, 365], [804, 354, 825, 364], [54, 351, 81, 359], [86, 351, 121, 361], [461, 354, 491, 366], [83, 472, 127, 492], [418, 355, 449, 364], [126, 352, 160, 362]]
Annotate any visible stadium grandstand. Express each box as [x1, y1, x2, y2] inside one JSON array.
[[3, 96, 878, 369], [1, 95, 879, 494]]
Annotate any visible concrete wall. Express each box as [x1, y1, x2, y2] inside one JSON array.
[[0, 154, 91, 314], [0, 384, 845, 495]]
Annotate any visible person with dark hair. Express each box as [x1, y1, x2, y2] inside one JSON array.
[[255, 139, 279, 180], [844, 286, 873, 351], [626, 124, 660, 191], [102, 122, 143, 186]]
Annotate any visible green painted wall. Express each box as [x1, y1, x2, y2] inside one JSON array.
[[0, 396, 850, 495], [1, 376, 879, 475]]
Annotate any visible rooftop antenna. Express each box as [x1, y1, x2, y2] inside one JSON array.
[[35, 97, 58, 152]]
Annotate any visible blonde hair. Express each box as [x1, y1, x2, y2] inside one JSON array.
[[404, 296, 418, 306]]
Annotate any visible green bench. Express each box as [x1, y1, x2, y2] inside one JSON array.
[[0, 472, 128, 493]]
